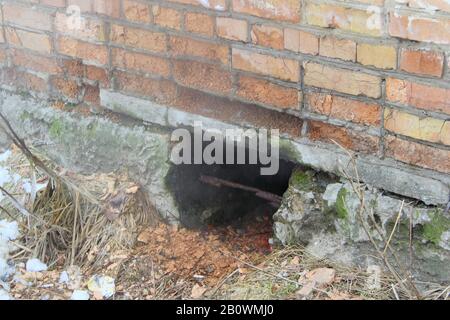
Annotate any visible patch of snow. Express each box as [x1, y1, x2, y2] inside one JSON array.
[[87, 275, 115, 299], [70, 290, 90, 300], [26, 258, 48, 272], [0, 288, 11, 300]]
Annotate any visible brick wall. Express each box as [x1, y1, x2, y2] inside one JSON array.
[[0, 0, 449, 175]]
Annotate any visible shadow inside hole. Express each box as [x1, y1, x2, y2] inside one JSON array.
[[166, 154, 297, 230]]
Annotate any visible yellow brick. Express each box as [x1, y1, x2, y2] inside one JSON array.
[[357, 43, 397, 69], [384, 109, 449, 145]]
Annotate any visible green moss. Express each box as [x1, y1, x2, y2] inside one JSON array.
[[335, 188, 348, 220], [423, 210, 450, 246], [289, 169, 313, 191], [279, 139, 302, 163], [49, 119, 64, 138]]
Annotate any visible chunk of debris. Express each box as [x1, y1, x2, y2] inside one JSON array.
[[25, 259, 48, 272], [70, 290, 90, 300], [87, 275, 115, 299]]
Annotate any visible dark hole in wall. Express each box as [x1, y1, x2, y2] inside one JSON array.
[[165, 134, 297, 230]]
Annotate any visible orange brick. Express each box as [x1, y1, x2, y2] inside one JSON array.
[[232, 0, 300, 22], [251, 25, 284, 50], [394, 0, 450, 14], [110, 24, 167, 53], [386, 78, 450, 115], [389, 12, 450, 45], [123, 0, 151, 23], [1, 68, 47, 93], [169, 36, 228, 65], [57, 37, 108, 66], [236, 75, 299, 109], [399, 48, 444, 77], [308, 121, 379, 154], [307, 93, 381, 127], [184, 12, 214, 37], [304, 62, 381, 98], [319, 36, 356, 62], [111, 48, 170, 77], [232, 49, 299, 82], [152, 6, 181, 30], [172, 60, 232, 95], [216, 18, 247, 41], [385, 135, 450, 174], [284, 29, 319, 55], [86, 66, 109, 87]]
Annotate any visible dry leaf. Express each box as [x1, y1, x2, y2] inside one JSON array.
[[191, 284, 207, 299]]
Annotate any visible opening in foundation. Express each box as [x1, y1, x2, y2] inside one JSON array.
[[166, 137, 297, 232]]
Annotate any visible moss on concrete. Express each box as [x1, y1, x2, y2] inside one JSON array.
[[335, 188, 348, 220], [289, 169, 313, 191], [423, 210, 450, 246]]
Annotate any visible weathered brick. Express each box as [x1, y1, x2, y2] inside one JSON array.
[[384, 108, 449, 145], [169, 36, 228, 65], [236, 75, 299, 109], [319, 36, 356, 62], [1, 68, 47, 93], [185, 12, 215, 37], [57, 37, 108, 66], [86, 65, 109, 87], [305, 3, 383, 37], [112, 48, 170, 77], [172, 86, 303, 137], [394, 0, 450, 13], [232, 49, 299, 82], [389, 13, 450, 45], [110, 24, 167, 53], [115, 70, 178, 104], [216, 18, 247, 42], [284, 29, 319, 55], [232, 0, 300, 22], [55, 12, 106, 42], [167, 0, 226, 11], [308, 121, 379, 154], [5, 28, 52, 54], [3, 3, 52, 31], [172, 60, 232, 94], [307, 93, 381, 127], [251, 25, 284, 50], [11, 49, 61, 74], [385, 135, 450, 174], [152, 6, 181, 30], [123, 0, 151, 23], [386, 78, 450, 115], [357, 43, 397, 69], [92, 0, 120, 17], [51, 76, 82, 100], [304, 62, 381, 98], [399, 48, 444, 77]]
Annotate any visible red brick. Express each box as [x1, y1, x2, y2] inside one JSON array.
[[152, 6, 181, 30], [169, 36, 229, 65], [389, 12, 450, 45], [58, 37, 108, 66], [385, 135, 450, 174], [114, 71, 177, 105], [112, 48, 170, 77], [308, 121, 379, 154], [3, 3, 52, 31], [307, 93, 381, 127], [236, 75, 299, 109], [110, 25, 167, 53], [216, 18, 247, 41], [172, 60, 232, 95], [386, 78, 450, 115], [251, 25, 284, 50], [399, 48, 444, 77], [11, 49, 61, 74], [232, 49, 299, 82], [184, 12, 214, 37]]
